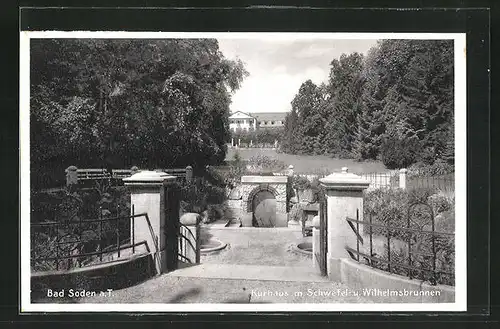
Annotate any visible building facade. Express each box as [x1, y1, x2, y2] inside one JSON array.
[[228, 111, 286, 132]]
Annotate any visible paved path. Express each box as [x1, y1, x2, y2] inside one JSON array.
[[169, 263, 329, 282], [78, 264, 373, 304]]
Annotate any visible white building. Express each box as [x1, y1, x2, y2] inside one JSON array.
[[228, 111, 286, 133], [228, 111, 257, 132]]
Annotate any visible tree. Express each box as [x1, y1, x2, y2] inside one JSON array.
[[30, 39, 248, 188]]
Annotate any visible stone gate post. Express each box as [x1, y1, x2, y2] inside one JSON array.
[[399, 168, 407, 189], [319, 167, 370, 281], [123, 171, 178, 275], [65, 165, 78, 187]]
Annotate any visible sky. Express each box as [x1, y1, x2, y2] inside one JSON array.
[[218, 38, 378, 114]]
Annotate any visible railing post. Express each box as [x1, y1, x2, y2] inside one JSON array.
[[185, 165, 193, 184], [399, 168, 407, 190], [319, 167, 370, 281], [123, 171, 177, 275], [179, 213, 201, 264], [312, 215, 321, 269], [65, 165, 78, 187]]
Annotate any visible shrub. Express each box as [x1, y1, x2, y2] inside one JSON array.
[[380, 136, 421, 169], [288, 203, 305, 222], [246, 154, 286, 173], [30, 185, 131, 272], [407, 160, 454, 177], [363, 187, 455, 286], [292, 175, 311, 191], [428, 191, 454, 215]]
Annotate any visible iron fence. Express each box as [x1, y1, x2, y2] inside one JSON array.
[[31, 205, 158, 272], [178, 223, 201, 264], [356, 172, 399, 190], [406, 174, 454, 192], [345, 202, 455, 286]]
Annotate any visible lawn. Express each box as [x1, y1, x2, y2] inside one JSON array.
[[225, 148, 387, 174]]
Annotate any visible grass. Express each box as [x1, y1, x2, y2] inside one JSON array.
[[225, 148, 387, 174]]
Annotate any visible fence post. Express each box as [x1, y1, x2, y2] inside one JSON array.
[[186, 165, 193, 183], [123, 171, 177, 275], [319, 167, 370, 281], [399, 168, 407, 190], [65, 165, 78, 187]]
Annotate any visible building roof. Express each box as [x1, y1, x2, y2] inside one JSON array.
[[252, 112, 288, 122], [228, 111, 255, 119]]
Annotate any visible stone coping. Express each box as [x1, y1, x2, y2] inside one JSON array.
[[319, 168, 370, 190], [123, 170, 177, 184]]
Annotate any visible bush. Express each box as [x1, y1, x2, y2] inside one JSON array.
[[364, 188, 455, 286], [178, 180, 226, 215], [380, 136, 421, 169], [246, 155, 286, 173], [292, 175, 311, 191], [31, 185, 131, 272], [407, 160, 454, 177], [428, 191, 454, 214]]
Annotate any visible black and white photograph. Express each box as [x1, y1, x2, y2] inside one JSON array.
[[20, 32, 466, 312]]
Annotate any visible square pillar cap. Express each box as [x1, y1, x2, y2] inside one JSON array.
[[123, 170, 176, 186], [319, 167, 370, 190]]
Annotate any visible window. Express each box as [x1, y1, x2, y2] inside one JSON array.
[[271, 121, 275, 125]]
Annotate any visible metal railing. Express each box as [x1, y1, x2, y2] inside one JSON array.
[[345, 203, 455, 286], [178, 223, 200, 264], [31, 205, 158, 272], [406, 174, 454, 192], [356, 172, 399, 189]]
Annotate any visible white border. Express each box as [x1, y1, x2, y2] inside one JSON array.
[[20, 31, 467, 313]]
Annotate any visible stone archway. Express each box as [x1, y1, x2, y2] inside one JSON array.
[[239, 175, 290, 227], [251, 188, 277, 227]]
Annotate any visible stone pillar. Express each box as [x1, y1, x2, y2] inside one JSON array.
[[399, 168, 407, 189], [185, 165, 193, 183], [319, 167, 370, 281], [288, 165, 294, 177], [123, 171, 178, 275], [65, 166, 78, 187]]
